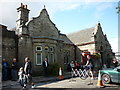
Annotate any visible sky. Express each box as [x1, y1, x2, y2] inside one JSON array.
[[0, 0, 119, 53]]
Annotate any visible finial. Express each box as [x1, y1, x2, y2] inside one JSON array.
[[44, 5, 46, 9]]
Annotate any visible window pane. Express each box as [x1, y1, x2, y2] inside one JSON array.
[[50, 53, 54, 62], [36, 53, 42, 65], [36, 46, 42, 51], [50, 47, 54, 52], [45, 46, 49, 51]]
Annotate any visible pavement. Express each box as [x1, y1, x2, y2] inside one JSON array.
[[0, 72, 2, 90], [36, 77, 119, 89], [2, 72, 72, 88]]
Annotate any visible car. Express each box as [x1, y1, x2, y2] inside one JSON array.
[[100, 66, 120, 84]]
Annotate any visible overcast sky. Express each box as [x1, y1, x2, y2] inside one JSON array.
[[0, 0, 119, 52]]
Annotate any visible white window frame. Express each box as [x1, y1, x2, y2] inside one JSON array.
[[36, 53, 42, 65], [36, 46, 42, 51]]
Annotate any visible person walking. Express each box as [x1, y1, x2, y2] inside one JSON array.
[[18, 67, 25, 88], [2, 59, 8, 81], [24, 57, 32, 87], [28, 59, 32, 83], [86, 55, 94, 80], [11, 58, 18, 81], [42, 58, 49, 76]]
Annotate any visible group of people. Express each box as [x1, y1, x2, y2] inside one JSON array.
[[2, 57, 34, 88], [68, 55, 95, 80], [2, 57, 49, 88], [2, 58, 18, 81]]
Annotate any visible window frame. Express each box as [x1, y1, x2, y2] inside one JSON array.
[[49, 53, 54, 63], [50, 47, 54, 52], [36, 46, 42, 51], [36, 53, 42, 65]]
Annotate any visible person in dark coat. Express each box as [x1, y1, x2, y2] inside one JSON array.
[[24, 57, 32, 87], [2, 59, 8, 81], [42, 58, 49, 76], [11, 58, 18, 81]]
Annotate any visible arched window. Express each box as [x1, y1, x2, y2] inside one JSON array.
[[35, 46, 42, 65]]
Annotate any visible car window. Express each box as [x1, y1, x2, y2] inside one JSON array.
[[117, 66, 120, 69], [113, 66, 120, 70]]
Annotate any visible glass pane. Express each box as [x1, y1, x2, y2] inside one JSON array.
[[36, 53, 42, 65], [45, 46, 49, 51], [50, 47, 53, 52], [50, 53, 54, 62], [36, 46, 42, 51]]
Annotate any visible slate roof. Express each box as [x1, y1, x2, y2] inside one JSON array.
[[67, 27, 95, 45], [60, 33, 74, 45]]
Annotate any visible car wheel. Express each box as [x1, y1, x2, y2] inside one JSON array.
[[102, 74, 111, 84]]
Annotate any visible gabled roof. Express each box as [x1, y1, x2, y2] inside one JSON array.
[[67, 27, 95, 45]]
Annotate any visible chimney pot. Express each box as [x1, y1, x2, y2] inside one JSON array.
[[25, 5, 27, 9], [21, 3, 23, 7]]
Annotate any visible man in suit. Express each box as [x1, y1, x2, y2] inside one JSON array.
[[42, 58, 49, 76]]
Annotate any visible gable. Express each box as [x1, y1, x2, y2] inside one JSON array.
[[27, 9, 59, 39]]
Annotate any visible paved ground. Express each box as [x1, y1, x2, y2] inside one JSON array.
[[36, 77, 120, 89], [0, 72, 2, 90], [2, 72, 72, 89], [1, 72, 120, 89]]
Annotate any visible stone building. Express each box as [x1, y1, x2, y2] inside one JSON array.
[[1, 3, 113, 74], [14, 3, 75, 74], [67, 23, 113, 68]]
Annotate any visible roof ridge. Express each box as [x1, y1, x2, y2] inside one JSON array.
[[68, 26, 95, 35]]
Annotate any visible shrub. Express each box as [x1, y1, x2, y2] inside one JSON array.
[[48, 63, 60, 76]]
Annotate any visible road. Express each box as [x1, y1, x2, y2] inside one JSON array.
[[0, 72, 2, 90], [36, 77, 120, 89], [2, 77, 120, 89]]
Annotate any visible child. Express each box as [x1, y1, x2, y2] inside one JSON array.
[[18, 67, 25, 88]]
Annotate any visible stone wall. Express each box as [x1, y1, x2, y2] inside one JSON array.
[[1, 25, 18, 65]]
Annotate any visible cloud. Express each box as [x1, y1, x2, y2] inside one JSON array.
[[0, 2, 19, 29], [57, 3, 80, 11], [94, 2, 114, 20], [0, 2, 81, 29], [109, 37, 118, 52], [1, 0, 119, 2], [0, 1, 118, 30]]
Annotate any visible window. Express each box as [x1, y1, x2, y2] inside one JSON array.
[[36, 53, 42, 65], [35, 46, 42, 65], [36, 46, 42, 51], [45, 46, 49, 51], [49, 53, 54, 62], [64, 51, 69, 64], [50, 47, 54, 52]]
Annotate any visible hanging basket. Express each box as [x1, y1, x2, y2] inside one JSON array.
[[92, 53, 100, 60]]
